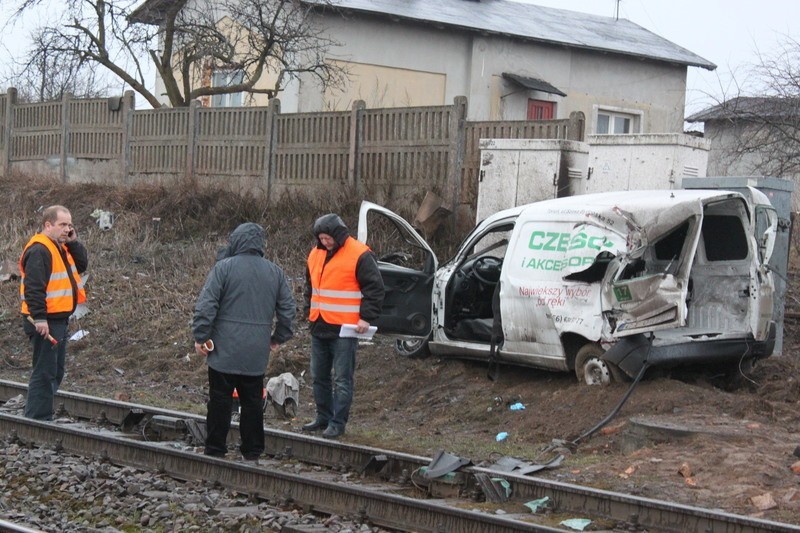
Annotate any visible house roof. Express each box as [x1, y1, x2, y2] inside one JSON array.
[[686, 96, 800, 122], [502, 73, 566, 96], [130, 0, 716, 71], [309, 0, 716, 70]]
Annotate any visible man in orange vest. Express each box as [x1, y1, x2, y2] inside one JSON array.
[[19, 205, 88, 421], [302, 214, 384, 439]]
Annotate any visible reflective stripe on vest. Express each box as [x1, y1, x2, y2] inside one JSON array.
[[20, 234, 86, 315], [308, 236, 369, 325]]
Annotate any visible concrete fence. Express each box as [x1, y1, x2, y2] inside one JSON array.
[[0, 88, 584, 211]]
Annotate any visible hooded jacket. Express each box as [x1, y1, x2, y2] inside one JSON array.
[[192, 223, 296, 376], [304, 214, 385, 337]]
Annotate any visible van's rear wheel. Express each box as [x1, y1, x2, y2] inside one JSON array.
[[575, 344, 625, 385], [395, 337, 431, 359]]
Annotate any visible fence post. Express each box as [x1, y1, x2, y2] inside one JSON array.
[[567, 111, 586, 142], [2, 87, 16, 177], [447, 95, 468, 230], [60, 92, 72, 183], [185, 99, 200, 180], [348, 100, 366, 194], [264, 97, 280, 202], [121, 91, 135, 185]]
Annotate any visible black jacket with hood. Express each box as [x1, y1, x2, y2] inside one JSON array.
[[303, 214, 385, 338]]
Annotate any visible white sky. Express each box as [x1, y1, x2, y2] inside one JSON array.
[[523, 0, 800, 117], [1, 0, 798, 116]]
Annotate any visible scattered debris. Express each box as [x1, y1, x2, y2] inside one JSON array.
[[90, 208, 115, 230], [69, 330, 89, 342], [560, 518, 592, 531], [619, 465, 637, 478], [496, 432, 508, 442], [678, 462, 693, 478], [489, 455, 564, 475], [750, 492, 778, 511], [413, 191, 451, 235], [790, 461, 800, 475], [0, 259, 20, 282], [523, 496, 550, 513], [422, 450, 471, 479], [474, 473, 511, 503], [266, 372, 299, 419], [509, 402, 525, 410], [0, 394, 25, 411]]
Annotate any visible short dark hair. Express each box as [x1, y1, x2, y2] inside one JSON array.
[[42, 205, 69, 226]]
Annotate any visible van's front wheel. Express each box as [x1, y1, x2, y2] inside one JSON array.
[[395, 337, 431, 359], [575, 344, 625, 385]]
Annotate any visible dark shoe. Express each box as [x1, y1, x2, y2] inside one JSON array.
[[322, 425, 345, 439], [302, 419, 328, 432]]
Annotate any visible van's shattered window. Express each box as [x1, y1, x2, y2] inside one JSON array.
[[364, 211, 433, 272], [562, 223, 626, 282], [654, 221, 689, 261], [702, 215, 748, 261]]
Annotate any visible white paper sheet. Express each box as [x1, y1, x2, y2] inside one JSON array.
[[339, 324, 377, 339]]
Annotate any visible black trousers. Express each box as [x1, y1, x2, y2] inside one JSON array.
[[205, 367, 264, 459]]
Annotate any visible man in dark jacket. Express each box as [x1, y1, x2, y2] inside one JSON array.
[[302, 214, 384, 439], [192, 223, 295, 461], [20, 205, 88, 421]]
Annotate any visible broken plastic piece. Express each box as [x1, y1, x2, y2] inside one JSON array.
[[490, 454, 564, 475], [560, 518, 592, 531], [69, 329, 89, 342], [423, 450, 471, 479], [496, 432, 508, 442], [523, 496, 550, 513], [509, 402, 525, 410]]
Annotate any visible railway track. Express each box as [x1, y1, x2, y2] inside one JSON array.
[[0, 380, 797, 533]]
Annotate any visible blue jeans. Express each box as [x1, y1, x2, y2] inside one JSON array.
[[310, 336, 358, 431], [205, 367, 265, 459], [24, 318, 69, 421]]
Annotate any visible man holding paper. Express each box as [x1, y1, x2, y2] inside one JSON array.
[[302, 214, 384, 439]]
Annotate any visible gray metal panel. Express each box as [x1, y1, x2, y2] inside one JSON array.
[[683, 176, 794, 356], [315, 0, 716, 70]]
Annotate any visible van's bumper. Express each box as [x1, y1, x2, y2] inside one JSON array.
[[603, 322, 776, 378]]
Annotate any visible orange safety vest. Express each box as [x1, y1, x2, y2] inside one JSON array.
[[20, 234, 86, 316], [308, 236, 369, 325]]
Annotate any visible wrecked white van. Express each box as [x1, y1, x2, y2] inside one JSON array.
[[358, 189, 778, 385]]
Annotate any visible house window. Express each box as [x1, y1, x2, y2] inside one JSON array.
[[527, 99, 555, 120], [211, 70, 244, 107], [596, 109, 640, 134]]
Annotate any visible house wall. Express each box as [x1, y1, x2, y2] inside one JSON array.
[[150, 4, 690, 134], [704, 121, 800, 210], [298, 12, 688, 131]]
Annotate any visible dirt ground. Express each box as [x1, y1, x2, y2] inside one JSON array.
[[0, 174, 798, 525]]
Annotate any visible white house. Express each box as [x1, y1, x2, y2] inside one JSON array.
[[132, 0, 715, 133]]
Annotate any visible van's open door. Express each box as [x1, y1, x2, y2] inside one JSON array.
[[601, 213, 702, 337], [357, 202, 437, 337]]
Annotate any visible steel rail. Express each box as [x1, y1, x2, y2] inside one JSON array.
[[0, 412, 558, 533], [1, 380, 797, 533]]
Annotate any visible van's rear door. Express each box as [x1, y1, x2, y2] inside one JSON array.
[[601, 210, 702, 337], [357, 201, 437, 337]]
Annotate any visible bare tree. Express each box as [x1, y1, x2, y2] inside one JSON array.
[[2, 27, 109, 102], [4, 0, 344, 108], [691, 37, 800, 178]]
